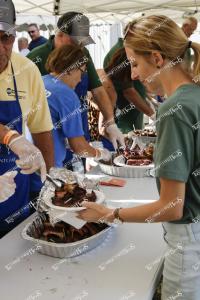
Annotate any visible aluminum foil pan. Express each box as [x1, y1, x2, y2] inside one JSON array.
[[98, 161, 154, 178], [21, 214, 112, 258]]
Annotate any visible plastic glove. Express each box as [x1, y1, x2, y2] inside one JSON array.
[[9, 136, 46, 182], [148, 100, 157, 122], [95, 148, 112, 162], [0, 171, 17, 202], [106, 123, 125, 150], [150, 112, 157, 122]]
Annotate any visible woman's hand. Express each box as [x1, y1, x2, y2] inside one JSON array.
[[78, 201, 113, 223]]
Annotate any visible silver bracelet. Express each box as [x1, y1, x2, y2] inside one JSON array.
[[98, 210, 114, 225]]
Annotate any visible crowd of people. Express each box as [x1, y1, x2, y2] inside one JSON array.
[[0, 0, 200, 299]]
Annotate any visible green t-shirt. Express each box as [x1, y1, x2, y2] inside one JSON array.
[[103, 38, 146, 133], [27, 36, 102, 91], [154, 83, 200, 224]]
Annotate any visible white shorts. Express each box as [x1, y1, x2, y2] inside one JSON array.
[[161, 222, 200, 300]]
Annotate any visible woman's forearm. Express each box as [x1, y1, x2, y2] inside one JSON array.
[[118, 197, 183, 223]]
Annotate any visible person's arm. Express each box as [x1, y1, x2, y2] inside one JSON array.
[[0, 124, 50, 172], [32, 131, 54, 172], [26, 60, 54, 171], [78, 178, 185, 223], [79, 114, 192, 223], [69, 136, 96, 157], [96, 69, 117, 108], [123, 87, 154, 116], [91, 85, 125, 148], [113, 178, 185, 222], [0, 124, 11, 143], [68, 136, 111, 161], [91, 86, 115, 122], [94, 69, 117, 137], [85, 50, 115, 123], [84, 50, 124, 148]]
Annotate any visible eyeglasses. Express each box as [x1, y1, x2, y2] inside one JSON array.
[[28, 31, 36, 34], [0, 34, 15, 45]]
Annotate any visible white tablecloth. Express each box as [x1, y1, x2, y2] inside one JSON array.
[[0, 167, 165, 300]]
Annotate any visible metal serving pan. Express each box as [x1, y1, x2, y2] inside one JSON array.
[[22, 214, 112, 258]]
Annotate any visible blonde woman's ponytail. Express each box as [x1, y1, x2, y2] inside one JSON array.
[[191, 42, 200, 80]]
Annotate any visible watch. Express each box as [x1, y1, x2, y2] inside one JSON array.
[[113, 208, 124, 225]]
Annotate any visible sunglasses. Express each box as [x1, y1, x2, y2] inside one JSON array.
[[28, 30, 36, 34], [123, 19, 141, 41], [0, 34, 15, 45], [78, 66, 86, 74]]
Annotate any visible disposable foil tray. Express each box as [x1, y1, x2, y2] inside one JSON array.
[[22, 214, 112, 258]]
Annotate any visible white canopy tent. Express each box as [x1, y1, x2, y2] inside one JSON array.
[[13, 0, 200, 24], [13, 0, 200, 67]]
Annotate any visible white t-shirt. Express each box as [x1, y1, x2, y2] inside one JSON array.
[[20, 48, 30, 56]]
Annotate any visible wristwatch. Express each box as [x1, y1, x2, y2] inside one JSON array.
[[113, 207, 124, 225]]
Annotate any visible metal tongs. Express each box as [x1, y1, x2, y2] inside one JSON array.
[[34, 173, 66, 215], [46, 174, 65, 189]]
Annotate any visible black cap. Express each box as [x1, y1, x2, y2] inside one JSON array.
[[57, 12, 95, 46], [0, 0, 16, 35]]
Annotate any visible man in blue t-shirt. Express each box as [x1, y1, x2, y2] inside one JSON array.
[[28, 23, 47, 51]]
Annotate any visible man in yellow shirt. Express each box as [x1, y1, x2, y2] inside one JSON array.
[[0, 0, 54, 237]]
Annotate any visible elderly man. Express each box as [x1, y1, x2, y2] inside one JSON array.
[[181, 17, 198, 72], [28, 23, 47, 51], [18, 37, 30, 56], [27, 12, 124, 150], [181, 17, 198, 38], [0, 0, 54, 237]]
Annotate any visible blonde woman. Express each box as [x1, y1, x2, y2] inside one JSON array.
[[79, 15, 200, 299]]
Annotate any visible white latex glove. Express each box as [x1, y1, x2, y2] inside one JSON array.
[[150, 112, 157, 122], [148, 100, 157, 122], [9, 136, 46, 182], [95, 148, 112, 162], [0, 171, 17, 202], [106, 123, 125, 150]]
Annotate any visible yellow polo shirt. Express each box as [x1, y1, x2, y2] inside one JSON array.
[[0, 52, 53, 134]]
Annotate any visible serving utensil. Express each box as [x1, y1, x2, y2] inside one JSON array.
[[46, 174, 65, 189]]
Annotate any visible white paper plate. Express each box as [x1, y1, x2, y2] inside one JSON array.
[[44, 190, 105, 212], [113, 155, 154, 168], [43, 190, 105, 229]]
